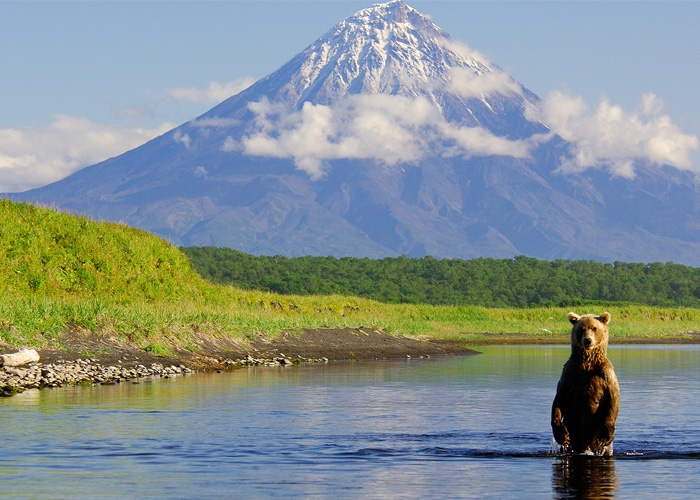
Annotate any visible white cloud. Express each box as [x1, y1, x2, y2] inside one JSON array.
[[0, 77, 253, 193], [237, 94, 530, 179], [0, 115, 173, 193], [527, 90, 699, 177], [221, 136, 240, 152], [441, 39, 493, 72], [439, 121, 530, 158], [173, 130, 192, 149], [167, 79, 255, 104], [447, 66, 523, 99], [194, 166, 209, 179], [114, 106, 155, 120], [191, 117, 240, 128]]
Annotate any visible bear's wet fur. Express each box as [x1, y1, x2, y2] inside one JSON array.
[[551, 312, 620, 456]]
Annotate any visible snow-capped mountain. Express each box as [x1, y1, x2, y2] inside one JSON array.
[[11, 1, 700, 264], [263, 1, 526, 108]]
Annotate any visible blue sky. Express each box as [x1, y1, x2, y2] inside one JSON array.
[[1, 0, 698, 192]]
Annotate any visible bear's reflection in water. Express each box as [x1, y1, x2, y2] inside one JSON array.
[[552, 455, 617, 499]]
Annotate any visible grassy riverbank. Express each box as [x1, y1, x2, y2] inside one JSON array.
[[1, 200, 699, 357], [3, 288, 700, 354]]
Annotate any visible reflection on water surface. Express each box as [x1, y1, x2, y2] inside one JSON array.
[[552, 455, 617, 499]]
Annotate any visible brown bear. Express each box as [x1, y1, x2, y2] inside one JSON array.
[[551, 312, 620, 456]]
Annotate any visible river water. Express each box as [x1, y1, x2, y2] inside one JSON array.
[[2, 345, 699, 499]]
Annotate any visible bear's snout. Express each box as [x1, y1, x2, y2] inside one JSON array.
[[582, 332, 595, 349]]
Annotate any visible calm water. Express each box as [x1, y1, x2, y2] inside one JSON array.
[[2, 345, 700, 499]]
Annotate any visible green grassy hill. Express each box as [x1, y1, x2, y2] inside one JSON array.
[[0, 200, 382, 350], [0, 199, 203, 301]]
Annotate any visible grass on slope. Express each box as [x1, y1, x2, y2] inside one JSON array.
[[1, 200, 698, 354], [0, 199, 202, 301]]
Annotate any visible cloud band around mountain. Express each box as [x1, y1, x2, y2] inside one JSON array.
[[2, 83, 697, 193], [230, 94, 531, 179], [224, 90, 697, 180]]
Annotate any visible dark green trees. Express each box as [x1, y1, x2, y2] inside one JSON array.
[[181, 246, 700, 307]]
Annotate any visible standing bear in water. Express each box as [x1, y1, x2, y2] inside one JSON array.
[[551, 312, 620, 456]]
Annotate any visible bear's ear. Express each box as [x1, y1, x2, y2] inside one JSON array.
[[568, 312, 580, 325], [598, 312, 611, 325]]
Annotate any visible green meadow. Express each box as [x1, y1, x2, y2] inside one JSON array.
[[1, 200, 698, 354]]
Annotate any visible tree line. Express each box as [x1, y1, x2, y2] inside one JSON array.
[[180, 246, 700, 307]]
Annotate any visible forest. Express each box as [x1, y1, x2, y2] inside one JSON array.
[[181, 246, 700, 308]]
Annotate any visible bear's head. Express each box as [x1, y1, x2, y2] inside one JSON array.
[[568, 312, 611, 356]]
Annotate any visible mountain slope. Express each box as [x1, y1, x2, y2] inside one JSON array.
[[10, 0, 700, 264]]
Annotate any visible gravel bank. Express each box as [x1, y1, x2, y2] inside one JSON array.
[[1, 328, 478, 397]]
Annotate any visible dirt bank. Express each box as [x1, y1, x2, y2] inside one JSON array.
[[26, 327, 478, 372]]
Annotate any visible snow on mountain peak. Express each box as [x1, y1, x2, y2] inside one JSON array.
[[350, 0, 446, 39], [276, 0, 515, 108]]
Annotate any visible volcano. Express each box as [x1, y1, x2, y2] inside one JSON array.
[[12, 1, 700, 264]]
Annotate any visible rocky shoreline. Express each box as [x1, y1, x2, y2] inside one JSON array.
[[0, 354, 331, 397], [0, 352, 336, 397], [0, 357, 192, 397]]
